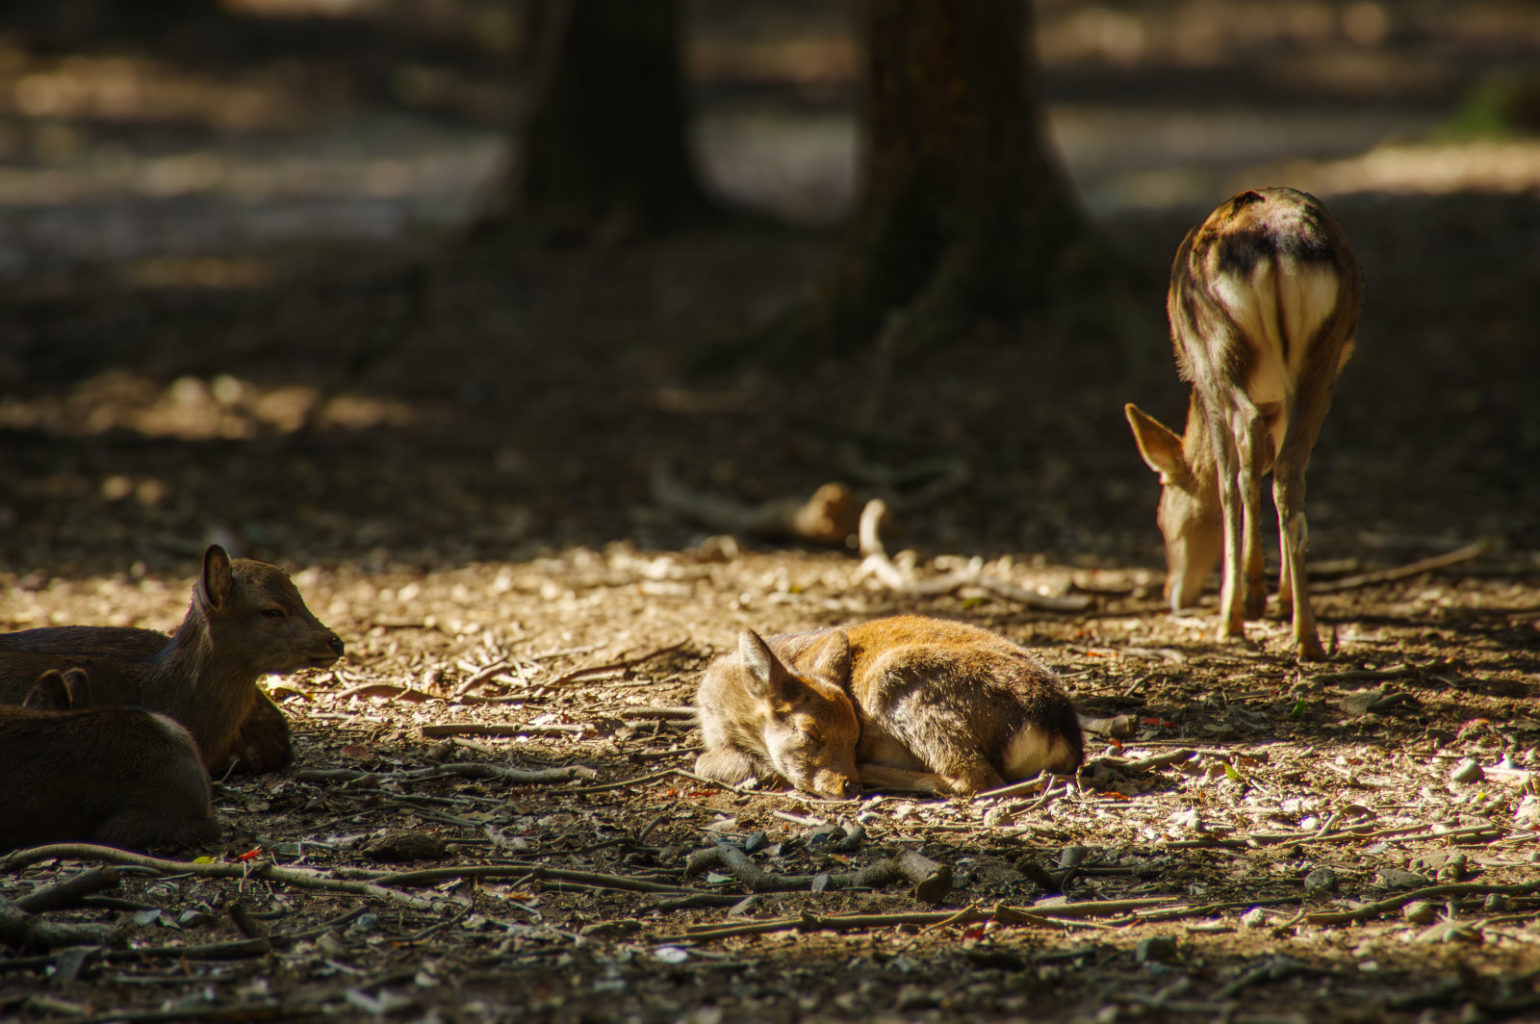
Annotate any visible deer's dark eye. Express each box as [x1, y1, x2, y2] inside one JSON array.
[[260, 607, 286, 620]]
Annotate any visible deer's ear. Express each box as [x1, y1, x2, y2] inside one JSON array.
[[805, 630, 851, 684], [1125, 404, 1190, 485], [737, 630, 782, 693], [23, 670, 70, 710], [200, 545, 234, 612], [739, 629, 811, 708]]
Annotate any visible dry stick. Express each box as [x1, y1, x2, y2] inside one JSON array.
[[1304, 880, 1540, 926], [420, 722, 586, 739], [371, 864, 696, 895], [1103, 749, 1198, 774], [1017, 897, 1178, 919], [687, 845, 953, 901], [574, 768, 841, 808], [975, 774, 1050, 802], [543, 640, 690, 688], [455, 659, 516, 699], [334, 682, 440, 702], [1309, 539, 1491, 594], [672, 908, 988, 943], [569, 768, 682, 794], [0, 899, 115, 949], [0, 846, 439, 912], [856, 500, 1092, 612], [13, 866, 120, 914], [667, 898, 1135, 944], [294, 764, 598, 786]]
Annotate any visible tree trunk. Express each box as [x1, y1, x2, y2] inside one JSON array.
[[741, 0, 1113, 363], [483, 0, 710, 242]]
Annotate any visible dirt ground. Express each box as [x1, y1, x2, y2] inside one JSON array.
[[3, 4, 1540, 1023]]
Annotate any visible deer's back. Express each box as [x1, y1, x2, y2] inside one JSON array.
[[1168, 188, 1361, 453], [0, 627, 167, 705], [777, 615, 1075, 738]]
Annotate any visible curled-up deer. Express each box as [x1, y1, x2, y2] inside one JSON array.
[[695, 615, 1083, 799], [0, 671, 219, 852], [1125, 187, 1362, 661], [0, 545, 344, 773]]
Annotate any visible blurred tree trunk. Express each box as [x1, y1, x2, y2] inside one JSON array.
[[480, 0, 710, 242], [740, 0, 1113, 363]]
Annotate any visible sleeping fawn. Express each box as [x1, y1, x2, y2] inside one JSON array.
[[695, 615, 1083, 798], [1125, 187, 1362, 661], [1, 671, 219, 851], [0, 545, 343, 773]]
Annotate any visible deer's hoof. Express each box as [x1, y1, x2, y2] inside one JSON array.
[[1295, 637, 1328, 662]]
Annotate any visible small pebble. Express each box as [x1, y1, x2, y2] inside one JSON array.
[[1135, 935, 1180, 964], [1304, 868, 1339, 896], [1450, 758, 1484, 784], [1402, 901, 1437, 924], [742, 830, 769, 853], [1378, 869, 1431, 891]]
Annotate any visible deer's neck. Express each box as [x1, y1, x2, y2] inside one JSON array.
[[152, 613, 257, 764]]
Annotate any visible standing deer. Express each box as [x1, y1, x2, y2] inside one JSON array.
[[1, 671, 219, 851], [1125, 187, 1362, 660], [695, 615, 1083, 798], [0, 546, 343, 773]]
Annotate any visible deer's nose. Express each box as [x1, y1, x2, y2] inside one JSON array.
[[328, 636, 345, 657], [840, 778, 862, 799]]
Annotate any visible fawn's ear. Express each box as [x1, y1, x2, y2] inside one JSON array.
[[200, 545, 234, 611], [805, 630, 851, 684], [61, 667, 91, 707], [1125, 403, 1190, 486], [737, 630, 781, 695], [23, 670, 70, 710]]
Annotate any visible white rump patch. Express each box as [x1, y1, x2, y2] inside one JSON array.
[[1002, 723, 1075, 778], [1213, 258, 1342, 456]]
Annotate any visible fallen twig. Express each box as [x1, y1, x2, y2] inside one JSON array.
[[455, 659, 517, 698], [1304, 880, 1540, 926], [419, 722, 587, 739], [295, 764, 598, 786], [0, 899, 115, 950], [659, 896, 1144, 944], [1309, 540, 1491, 594], [542, 639, 691, 687], [1, 846, 440, 912], [13, 866, 120, 914], [686, 844, 952, 901], [856, 500, 1090, 612], [371, 863, 696, 895], [1021, 896, 1179, 919]]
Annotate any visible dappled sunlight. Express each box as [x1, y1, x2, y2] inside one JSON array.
[[0, 370, 418, 440]]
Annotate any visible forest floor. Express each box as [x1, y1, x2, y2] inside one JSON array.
[[2, 4, 1540, 1023]]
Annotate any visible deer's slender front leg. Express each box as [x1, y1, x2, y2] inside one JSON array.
[[1208, 402, 1248, 640]]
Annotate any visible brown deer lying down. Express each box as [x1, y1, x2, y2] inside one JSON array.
[[0, 673, 219, 852], [0, 546, 343, 774], [695, 615, 1083, 798], [1126, 187, 1361, 661]]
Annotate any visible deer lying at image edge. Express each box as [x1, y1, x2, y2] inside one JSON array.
[[0, 545, 343, 773], [0, 670, 219, 851]]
